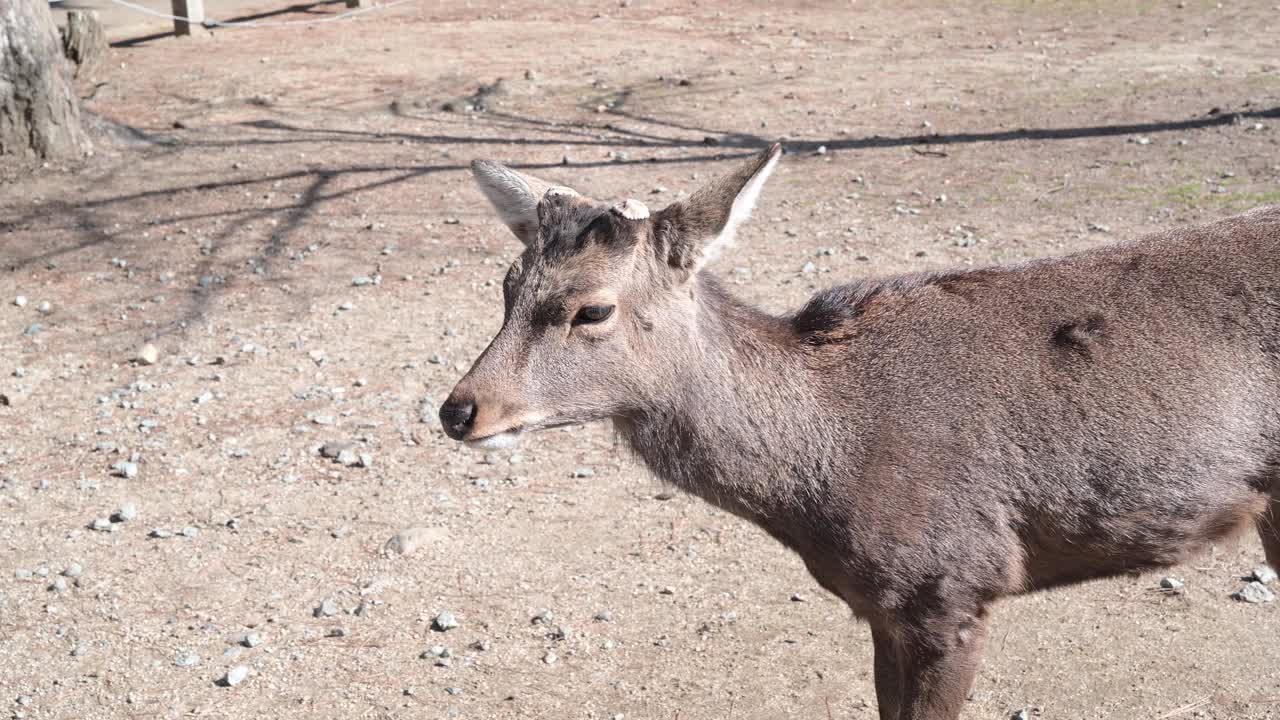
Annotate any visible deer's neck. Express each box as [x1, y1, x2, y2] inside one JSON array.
[[616, 276, 845, 528]]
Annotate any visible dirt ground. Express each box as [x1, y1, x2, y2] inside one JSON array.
[[2, 1, 1280, 718]]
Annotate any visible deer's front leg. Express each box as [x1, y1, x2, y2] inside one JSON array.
[[893, 607, 989, 720], [871, 624, 904, 720]]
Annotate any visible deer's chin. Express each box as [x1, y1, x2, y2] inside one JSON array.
[[464, 431, 522, 450]]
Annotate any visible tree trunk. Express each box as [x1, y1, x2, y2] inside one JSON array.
[[62, 10, 107, 82], [0, 0, 91, 163]]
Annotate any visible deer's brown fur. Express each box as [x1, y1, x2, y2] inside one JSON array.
[[443, 144, 1280, 720]]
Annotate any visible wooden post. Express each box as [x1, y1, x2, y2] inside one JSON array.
[[171, 0, 205, 37]]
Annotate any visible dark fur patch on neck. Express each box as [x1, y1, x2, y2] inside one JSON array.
[[791, 272, 960, 345]]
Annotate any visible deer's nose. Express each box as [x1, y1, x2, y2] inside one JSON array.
[[439, 394, 477, 441]]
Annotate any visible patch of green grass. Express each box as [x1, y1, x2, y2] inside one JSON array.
[[1150, 181, 1280, 212], [1160, 181, 1203, 208]]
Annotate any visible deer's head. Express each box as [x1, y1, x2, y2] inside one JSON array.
[[439, 144, 781, 449]]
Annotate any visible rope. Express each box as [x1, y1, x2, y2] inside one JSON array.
[[105, 0, 418, 28]]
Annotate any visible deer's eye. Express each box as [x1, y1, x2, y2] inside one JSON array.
[[572, 304, 615, 325]]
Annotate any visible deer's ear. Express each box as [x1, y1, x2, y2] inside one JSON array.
[[654, 143, 782, 272], [470, 160, 558, 245]]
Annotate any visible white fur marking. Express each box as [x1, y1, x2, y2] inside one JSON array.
[[702, 150, 780, 262], [613, 198, 650, 220]]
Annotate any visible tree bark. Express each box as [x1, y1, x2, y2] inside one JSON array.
[[0, 0, 91, 163], [62, 10, 107, 82]]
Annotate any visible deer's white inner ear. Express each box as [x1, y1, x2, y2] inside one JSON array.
[[703, 150, 780, 262], [471, 160, 560, 245]]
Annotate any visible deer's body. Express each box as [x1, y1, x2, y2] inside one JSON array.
[[442, 145, 1280, 719]]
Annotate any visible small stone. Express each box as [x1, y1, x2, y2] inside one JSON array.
[[14, 568, 33, 579], [1232, 581, 1276, 604], [531, 609, 554, 625], [357, 453, 373, 468], [1251, 565, 1278, 584], [174, 652, 200, 667], [16, 695, 32, 706], [13, 296, 27, 307], [315, 598, 340, 617], [352, 276, 374, 287], [194, 391, 214, 405], [90, 517, 112, 532], [220, 665, 250, 687], [800, 261, 817, 274], [659, 586, 675, 595], [241, 632, 263, 648], [1011, 711, 1030, 720], [149, 528, 174, 539], [110, 461, 138, 479], [319, 441, 353, 459], [654, 491, 676, 501], [432, 610, 459, 632], [790, 593, 806, 602], [572, 467, 595, 478], [62, 563, 83, 578], [136, 343, 159, 365], [311, 414, 336, 426], [594, 610, 613, 622], [181, 526, 199, 538], [1159, 577, 1185, 592], [542, 650, 558, 665], [48, 577, 68, 592], [112, 502, 137, 523], [327, 627, 348, 637], [36, 300, 52, 314], [336, 449, 359, 467], [383, 527, 446, 556], [445, 687, 463, 696], [814, 145, 827, 155]]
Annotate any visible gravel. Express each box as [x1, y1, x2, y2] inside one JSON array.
[[241, 632, 263, 648], [432, 610, 459, 632], [383, 527, 446, 557], [62, 563, 83, 578], [112, 503, 138, 523], [1159, 577, 1185, 592], [1231, 581, 1276, 604], [1250, 565, 1278, 584], [90, 517, 113, 532], [543, 650, 558, 665], [110, 461, 138, 479], [571, 467, 595, 478], [220, 665, 250, 687], [136, 343, 159, 365], [315, 598, 340, 617], [174, 652, 200, 667]]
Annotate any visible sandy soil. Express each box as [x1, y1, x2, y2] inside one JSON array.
[[2, 1, 1280, 718]]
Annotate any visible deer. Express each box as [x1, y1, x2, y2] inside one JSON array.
[[438, 142, 1280, 720]]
